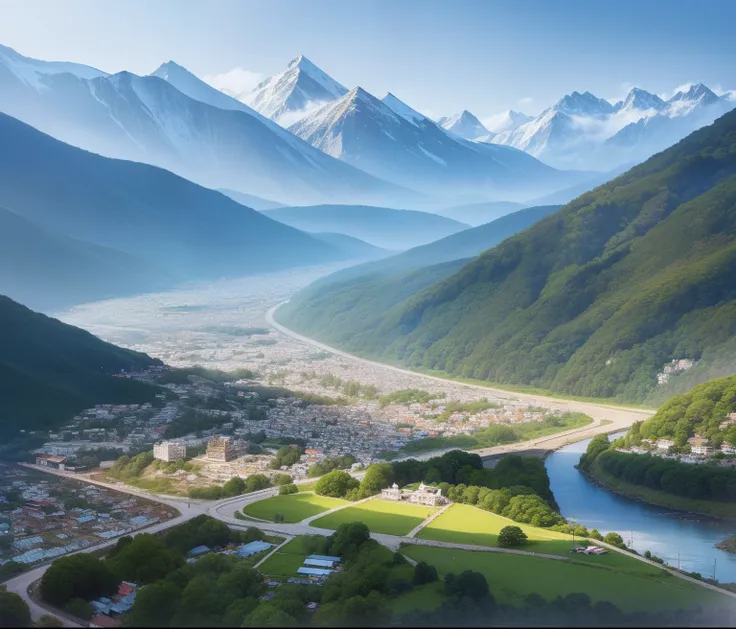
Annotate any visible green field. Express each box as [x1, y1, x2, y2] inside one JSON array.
[[242, 492, 348, 523], [418, 503, 577, 556], [258, 536, 321, 578], [388, 581, 447, 614], [402, 545, 726, 612], [311, 499, 438, 535]]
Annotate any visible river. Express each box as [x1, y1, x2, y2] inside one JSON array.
[[546, 431, 736, 583]]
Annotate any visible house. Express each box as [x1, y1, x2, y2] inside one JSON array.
[[691, 444, 713, 457], [303, 558, 336, 569], [235, 541, 273, 558], [306, 555, 341, 564], [297, 567, 334, 577], [188, 545, 211, 557], [35, 455, 68, 469], [655, 439, 675, 451], [380, 482, 450, 507], [89, 615, 122, 628]]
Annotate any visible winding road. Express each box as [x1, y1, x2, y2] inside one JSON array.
[[265, 302, 655, 459], [3, 301, 665, 625]]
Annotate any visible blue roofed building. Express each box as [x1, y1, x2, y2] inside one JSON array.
[[303, 558, 336, 568], [297, 567, 334, 577], [188, 545, 211, 556], [306, 554, 341, 563], [76, 515, 96, 524], [235, 540, 273, 558]]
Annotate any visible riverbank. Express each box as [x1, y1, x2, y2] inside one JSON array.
[[717, 537, 736, 554], [584, 461, 736, 522]]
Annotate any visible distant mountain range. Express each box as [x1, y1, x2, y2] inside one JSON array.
[[0, 207, 173, 312], [489, 85, 736, 170], [242, 55, 349, 126], [0, 44, 412, 207], [262, 204, 468, 250], [277, 108, 736, 403], [305, 204, 562, 285], [0, 112, 373, 309], [288, 87, 576, 198], [0, 295, 160, 439]]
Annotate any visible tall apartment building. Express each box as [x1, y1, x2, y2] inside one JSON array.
[[153, 441, 187, 462], [205, 436, 243, 462]]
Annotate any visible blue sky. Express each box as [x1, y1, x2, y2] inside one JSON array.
[[2, 0, 734, 120]]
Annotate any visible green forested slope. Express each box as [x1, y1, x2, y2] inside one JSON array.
[[623, 375, 736, 448], [0, 295, 161, 438], [280, 110, 736, 402]]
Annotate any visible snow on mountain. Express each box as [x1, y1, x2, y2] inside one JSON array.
[[481, 110, 532, 134], [0, 50, 412, 206], [436, 110, 489, 140], [242, 55, 348, 126], [381, 92, 430, 126], [489, 84, 735, 170], [613, 87, 666, 113], [288, 86, 570, 198], [0, 43, 106, 90]]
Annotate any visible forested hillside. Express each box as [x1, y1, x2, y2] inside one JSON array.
[[0, 295, 161, 439], [623, 375, 736, 449], [280, 109, 736, 402]]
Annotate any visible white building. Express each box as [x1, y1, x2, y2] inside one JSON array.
[[380, 482, 449, 507], [656, 439, 675, 451], [153, 441, 187, 462]]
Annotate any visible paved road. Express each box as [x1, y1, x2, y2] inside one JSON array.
[[265, 303, 654, 458]]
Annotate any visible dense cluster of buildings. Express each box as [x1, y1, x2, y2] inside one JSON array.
[[0, 465, 175, 571]]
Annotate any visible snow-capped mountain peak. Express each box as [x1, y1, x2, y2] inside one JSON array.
[[0, 43, 107, 91], [616, 87, 666, 113], [668, 82, 719, 105], [482, 110, 532, 134], [380, 92, 429, 126], [242, 55, 348, 125], [554, 90, 614, 117], [437, 109, 489, 140]]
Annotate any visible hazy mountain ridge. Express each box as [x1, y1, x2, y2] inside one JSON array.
[[278, 109, 736, 403], [0, 295, 161, 438]]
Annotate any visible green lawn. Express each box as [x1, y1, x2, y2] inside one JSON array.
[[418, 504, 577, 556], [243, 492, 348, 523], [418, 504, 662, 574], [389, 581, 447, 614], [258, 536, 322, 578], [311, 499, 438, 536], [402, 545, 726, 613]]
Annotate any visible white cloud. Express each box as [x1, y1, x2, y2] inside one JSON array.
[[276, 100, 330, 127], [518, 96, 534, 105], [204, 67, 264, 97], [658, 82, 695, 101]]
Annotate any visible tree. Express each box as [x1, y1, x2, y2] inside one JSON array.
[[244, 474, 271, 493], [330, 522, 370, 559], [106, 533, 182, 584], [412, 561, 438, 585], [243, 603, 297, 627], [222, 476, 246, 497], [497, 525, 528, 548], [279, 483, 299, 495], [64, 598, 93, 621], [0, 586, 31, 628], [315, 470, 359, 498], [126, 581, 182, 627], [40, 554, 117, 607], [36, 615, 63, 628], [603, 532, 627, 549], [444, 570, 491, 602], [273, 473, 293, 486], [358, 463, 394, 497], [589, 528, 603, 541], [222, 597, 259, 627]]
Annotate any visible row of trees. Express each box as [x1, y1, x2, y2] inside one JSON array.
[[187, 473, 273, 499], [307, 454, 356, 478], [315, 463, 395, 501]]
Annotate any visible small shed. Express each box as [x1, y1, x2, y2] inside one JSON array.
[[297, 567, 334, 577], [306, 554, 341, 563], [188, 545, 211, 556], [303, 558, 335, 569]]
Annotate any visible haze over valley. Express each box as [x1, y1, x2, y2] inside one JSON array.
[[2, 2, 736, 627]]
